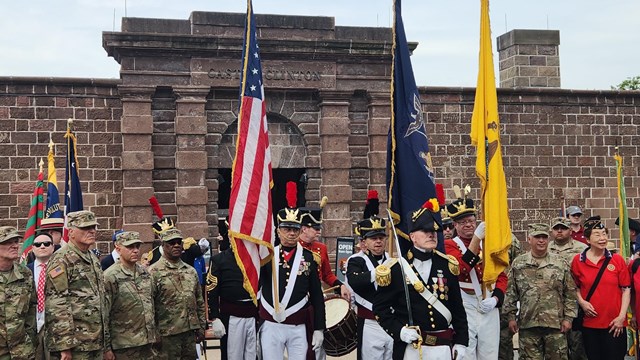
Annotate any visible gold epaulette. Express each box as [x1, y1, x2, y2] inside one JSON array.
[[435, 250, 460, 276], [375, 258, 398, 287], [312, 251, 321, 265]]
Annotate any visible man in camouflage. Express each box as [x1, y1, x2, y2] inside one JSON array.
[[148, 228, 206, 360], [45, 210, 107, 360], [103, 231, 158, 360], [504, 223, 577, 360], [548, 217, 588, 360], [498, 234, 523, 360], [0, 226, 37, 360]]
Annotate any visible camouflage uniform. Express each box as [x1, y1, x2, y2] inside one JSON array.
[[0, 226, 37, 360], [104, 231, 158, 359], [498, 234, 523, 360], [149, 228, 206, 360], [548, 218, 588, 360], [45, 211, 107, 360], [504, 237, 577, 360]]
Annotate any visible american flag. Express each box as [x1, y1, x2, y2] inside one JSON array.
[[228, 0, 275, 305], [63, 121, 84, 242]]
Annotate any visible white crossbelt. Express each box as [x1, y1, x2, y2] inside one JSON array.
[[260, 242, 309, 321], [452, 237, 483, 301], [398, 257, 452, 324]]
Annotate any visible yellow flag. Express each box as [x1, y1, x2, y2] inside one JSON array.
[[470, 0, 511, 286]]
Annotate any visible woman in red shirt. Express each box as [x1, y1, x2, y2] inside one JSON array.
[[571, 216, 631, 360]]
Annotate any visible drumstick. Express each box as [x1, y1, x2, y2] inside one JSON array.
[[323, 285, 341, 293]]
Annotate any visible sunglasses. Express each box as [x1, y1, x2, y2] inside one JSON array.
[[166, 239, 183, 246], [443, 224, 454, 231], [33, 242, 52, 248]]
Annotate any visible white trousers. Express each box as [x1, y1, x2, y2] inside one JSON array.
[[259, 320, 307, 360], [361, 319, 393, 360], [228, 316, 257, 360], [460, 291, 500, 360], [403, 344, 452, 360]]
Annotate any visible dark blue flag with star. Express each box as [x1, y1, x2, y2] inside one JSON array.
[[387, 0, 442, 254], [63, 122, 83, 241]]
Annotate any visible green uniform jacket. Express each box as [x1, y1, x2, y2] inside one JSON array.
[[0, 264, 36, 360], [104, 262, 157, 350], [45, 242, 107, 352], [148, 257, 206, 336], [504, 252, 577, 329], [548, 239, 587, 264]]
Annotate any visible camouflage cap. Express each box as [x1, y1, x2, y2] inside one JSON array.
[[159, 228, 183, 242], [115, 231, 143, 247], [528, 223, 550, 237], [0, 226, 21, 243], [67, 210, 99, 228], [550, 217, 571, 229]]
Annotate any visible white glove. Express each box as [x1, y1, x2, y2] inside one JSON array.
[[479, 296, 498, 314], [473, 221, 486, 240], [399, 326, 420, 344], [452, 344, 467, 359], [198, 238, 210, 251], [211, 318, 226, 338], [311, 330, 324, 351]]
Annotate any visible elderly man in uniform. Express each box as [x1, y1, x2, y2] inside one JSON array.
[[149, 227, 206, 360], [206, 229, 259, 360], [444, 196, 508, 360], [45, 210, 107, 360], [346, 203, 393, 360], [258, 191, 325, 360], [0, 226, 37, 360], [28, 232, 56, 360], [374, 200, 468, 360], [504, 223, 577, 360], [547, 217, 587, 360], [103, 231, 157, 360]]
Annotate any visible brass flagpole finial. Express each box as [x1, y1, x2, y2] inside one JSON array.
[[48, 138, 54, 152], [39, 158, 44, 173]]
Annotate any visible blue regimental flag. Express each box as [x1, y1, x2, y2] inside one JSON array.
[[63, 121, 83, 241], [387, 0, 441, 254]]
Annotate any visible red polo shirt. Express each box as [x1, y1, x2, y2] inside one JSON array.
[[571, 249, 630, 329], [571, 226, 588, 245]]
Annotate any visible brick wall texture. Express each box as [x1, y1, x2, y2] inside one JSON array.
[[2, 77, 639, 254]]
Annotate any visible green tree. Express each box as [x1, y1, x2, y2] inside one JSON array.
[[612, 76, 640, 90]]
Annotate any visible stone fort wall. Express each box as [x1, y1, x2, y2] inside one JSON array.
[[1, 12, 640, 256]]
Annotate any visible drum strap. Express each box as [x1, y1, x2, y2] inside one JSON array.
[[399, 258, 452, 324], [453, 237, 483, 301]]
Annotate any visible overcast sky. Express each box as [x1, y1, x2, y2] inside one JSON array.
[[1, 1, 638, 90]]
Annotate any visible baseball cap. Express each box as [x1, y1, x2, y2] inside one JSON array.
[[550, 217, 571, 229], [566, 206, 583, 216], [67, 210, 99, 228], [528, 223, 550, 237], [115, 231, 143, 247]]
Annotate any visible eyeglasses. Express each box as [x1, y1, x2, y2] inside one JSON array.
[[166, 239, 183, 246], [456, 219, 476, 226], [33, 242, 52, 248]]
